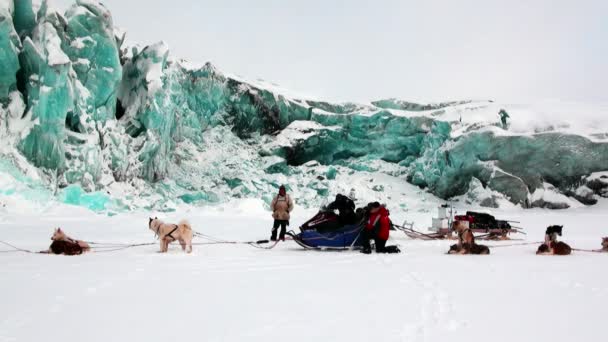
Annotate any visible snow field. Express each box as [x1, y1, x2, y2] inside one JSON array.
[[1, 200, 607, 342]]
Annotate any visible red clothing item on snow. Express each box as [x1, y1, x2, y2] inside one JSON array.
[[365, 207, 390, 241]]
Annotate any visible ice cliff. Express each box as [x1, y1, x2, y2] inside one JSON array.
[[1, 0, 608, 213]]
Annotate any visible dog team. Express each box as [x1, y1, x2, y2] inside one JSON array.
[[42, 219, 607, 256], [43, 218, 193, 255]]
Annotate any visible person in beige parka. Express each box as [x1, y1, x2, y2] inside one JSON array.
[[270, 185, 294, 241]]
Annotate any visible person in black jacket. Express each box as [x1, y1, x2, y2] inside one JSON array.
[[327, 194, 357, 225]]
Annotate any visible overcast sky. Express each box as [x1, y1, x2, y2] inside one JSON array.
[[52, 0, 607, 104]]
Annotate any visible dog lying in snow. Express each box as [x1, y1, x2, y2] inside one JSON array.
[[536, 225, 571, 255], [448, 220, 490, 255], [600, 237, 608, 252], [148, 218, 193, 253], [44, 228, 91, 255]]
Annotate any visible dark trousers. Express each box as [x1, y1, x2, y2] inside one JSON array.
[[271, 220, 288, 240], [361, 229, 387, 252]]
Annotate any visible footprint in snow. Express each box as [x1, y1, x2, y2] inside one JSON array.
[[400, 272, 462, 339]]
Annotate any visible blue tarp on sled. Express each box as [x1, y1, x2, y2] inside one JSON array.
[[293, 223, 364, 249]]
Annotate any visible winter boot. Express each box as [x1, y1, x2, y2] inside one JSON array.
[[382, 245, 401, 254]]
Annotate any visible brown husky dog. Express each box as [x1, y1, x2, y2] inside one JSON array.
[[448, 220, 490, 255], [536, 225, 571, 255], [148, 217, 193, 253], [600, 237, 608, 252], [48, 228, 91, 255]]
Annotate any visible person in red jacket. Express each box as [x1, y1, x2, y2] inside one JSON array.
[[361, 202, 390, 254]]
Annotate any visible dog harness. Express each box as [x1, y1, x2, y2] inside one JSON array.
[[156, 224, 179, 241], [64, 237, 77, 244], [458, 228, 473, 244]]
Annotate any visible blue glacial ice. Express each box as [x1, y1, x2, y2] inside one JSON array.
[[1, 0, 608, 213]]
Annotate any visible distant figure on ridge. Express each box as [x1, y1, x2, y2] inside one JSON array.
[[270, 185, 294, 241], [498, 109, 510, 129]]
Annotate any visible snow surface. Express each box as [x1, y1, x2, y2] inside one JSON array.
[[0, 1, 13, 15], [39, 22, 71, 66], [530, 182, 584, 208], [6, 92, 25, 120], [588, 171, 608, 182], [381, 100, 608, 141], [1, 198, 607, 342], [70, 36, 95, 49], [272, 120, 341, 147], [182, 61, 608, 141]]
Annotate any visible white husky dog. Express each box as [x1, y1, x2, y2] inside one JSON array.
[[148, 217, 193, 253]]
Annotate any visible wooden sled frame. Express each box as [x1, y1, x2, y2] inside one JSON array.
[[394, 221, 525, 241]]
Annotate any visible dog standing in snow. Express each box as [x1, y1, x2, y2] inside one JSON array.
[[536, 225, 571, 255], [46, 228, 91, 255], [148, 218, 193, 253]]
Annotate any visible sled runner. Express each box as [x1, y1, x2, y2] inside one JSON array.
[[290, 211, 364, 250], [393, 221, 446, 240]]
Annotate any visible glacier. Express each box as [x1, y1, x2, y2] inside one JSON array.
[[1, 0, 608, 213]]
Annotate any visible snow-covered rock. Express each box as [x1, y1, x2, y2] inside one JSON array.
[[530, 183, 583, 210]]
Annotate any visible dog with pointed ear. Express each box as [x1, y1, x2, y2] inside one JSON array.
[[51, 228, 66, 241], [546, 225, 563, 236], [48, 228, 91, 254], [544, 225, 563, 244], [537, 225, 571, 255], [148, 217, 193, 253]]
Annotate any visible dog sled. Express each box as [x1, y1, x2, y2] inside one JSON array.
[[289, 211, 364, 250], [393, 221, 447, 240], [394, 205, 525, 241]]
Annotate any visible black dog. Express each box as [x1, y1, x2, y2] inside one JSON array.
[[48, 240, 85, 255], [537, 225, 571, 255], [545, 225, 563, 238]]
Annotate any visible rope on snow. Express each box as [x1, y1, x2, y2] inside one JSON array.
[[487, 241, 544, 249]]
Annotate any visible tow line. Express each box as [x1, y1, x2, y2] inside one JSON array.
[[0, 232, 282, 254], [487, 241, 543, 248]]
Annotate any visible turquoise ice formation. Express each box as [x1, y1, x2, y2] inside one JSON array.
[[1, 0, 607, 212]]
